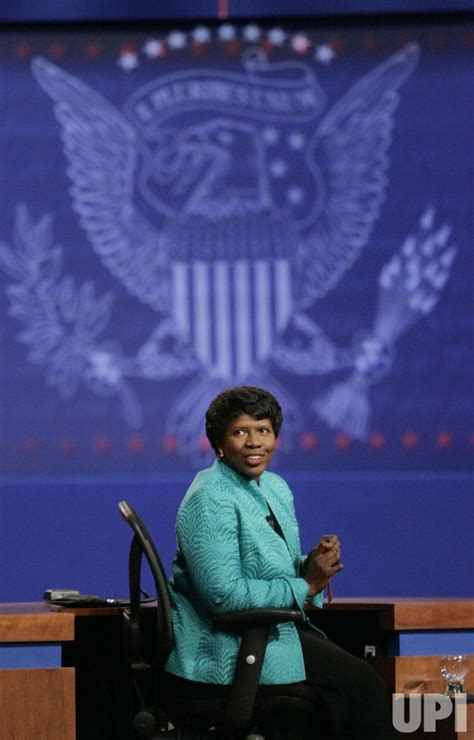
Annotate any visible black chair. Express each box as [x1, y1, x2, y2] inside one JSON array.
[[118, 500, 316, 740]]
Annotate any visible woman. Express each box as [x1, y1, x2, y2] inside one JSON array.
[[165, 386, 393, 738]]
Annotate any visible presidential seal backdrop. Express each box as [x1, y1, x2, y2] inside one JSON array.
[[0, 17, 472, 600]]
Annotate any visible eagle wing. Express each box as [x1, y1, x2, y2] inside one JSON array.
[[31, 57, 169, 312], [295, 43, 420, 309]]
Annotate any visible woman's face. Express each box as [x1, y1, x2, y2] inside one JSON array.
[[219, 413, 277, 481]]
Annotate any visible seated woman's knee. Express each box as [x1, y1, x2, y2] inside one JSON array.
[[349, 657, 387, 697]]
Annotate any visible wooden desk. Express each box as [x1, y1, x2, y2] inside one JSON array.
[[325, 598, 474, 693], [310, 597, 474, 738], [1, 599, 472, 739], [0, 603, 76, 740], [0, 602, 131, 740], [0, 601, 76, 642], [322, 596, 473, 629]]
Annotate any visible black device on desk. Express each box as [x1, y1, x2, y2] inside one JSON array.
[[44, 588, 129, 607]]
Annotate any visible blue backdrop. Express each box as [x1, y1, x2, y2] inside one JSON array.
[[1, 1, 473, 22], [0, 15, 472, 601]]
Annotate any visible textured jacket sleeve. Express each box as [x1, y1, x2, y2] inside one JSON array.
[[305, 590, 324, 609], [176, 485, 310, 616]]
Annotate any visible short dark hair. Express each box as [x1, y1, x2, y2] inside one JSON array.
[[205, 386, 283, 453]]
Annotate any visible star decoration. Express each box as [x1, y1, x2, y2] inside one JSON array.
[[335, 432, 352, 450], [85, 42, 103, 59], [217, 130, 235, 145], [300, 433, 318, 451], [198, 434, 211, 451], [314, 44, 336, 64], [362, 35, 380, 52], [287, 186, 304, 205], [369, 432, 386, 450], [192, 26, 211, 44], [243, 24, 261, 43], [269, 159, 288, 178], [49, 44, 66, 60], [163, 435, 179, 454], [143, 39, 166, 58], [292, 33, 311, 54], [288, 131, 305, 150], [218, 24, 236, 41], [167, 31, 187, 50], [118, 51, 139, 71], [15, 43, 31, 59], [59, 438, 75, 455], [436, 431, 453, 449], [402, 431, 419, 450], [93, 436, 110, 454], [262, 126, 280, 145], [128, 435, 146, 454], [267, 28, 286, 47]]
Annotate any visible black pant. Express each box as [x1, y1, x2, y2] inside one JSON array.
[[297, 626, 396, 740]]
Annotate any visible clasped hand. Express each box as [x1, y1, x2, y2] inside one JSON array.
[[304, 534, 343, 597]]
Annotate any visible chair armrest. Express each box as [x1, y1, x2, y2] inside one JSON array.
[[212, 608, 305, 730], [213, 607, 304, 632]]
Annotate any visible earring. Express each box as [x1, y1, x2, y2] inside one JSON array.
[[218, 449, 224, 459]]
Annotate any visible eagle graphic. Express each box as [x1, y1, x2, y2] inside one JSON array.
[[23, 43, 455, 450]]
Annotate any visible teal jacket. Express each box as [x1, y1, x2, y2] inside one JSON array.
[[165, 459, 323, 685]]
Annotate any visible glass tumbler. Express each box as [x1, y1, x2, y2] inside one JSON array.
[[439, 655, 469, 694]]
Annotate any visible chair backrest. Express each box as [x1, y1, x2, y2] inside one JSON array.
[[118, 500, 173, 670]]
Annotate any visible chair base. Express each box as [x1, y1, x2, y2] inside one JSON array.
[[158, 671, 315, 740]]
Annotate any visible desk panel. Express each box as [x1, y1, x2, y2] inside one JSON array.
[[322, 597, 474, 631], [0, 667, 75, 740], [0, 602, 75, 642]]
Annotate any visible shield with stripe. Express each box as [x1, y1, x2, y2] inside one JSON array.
[[171, 257, 292, 381]]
